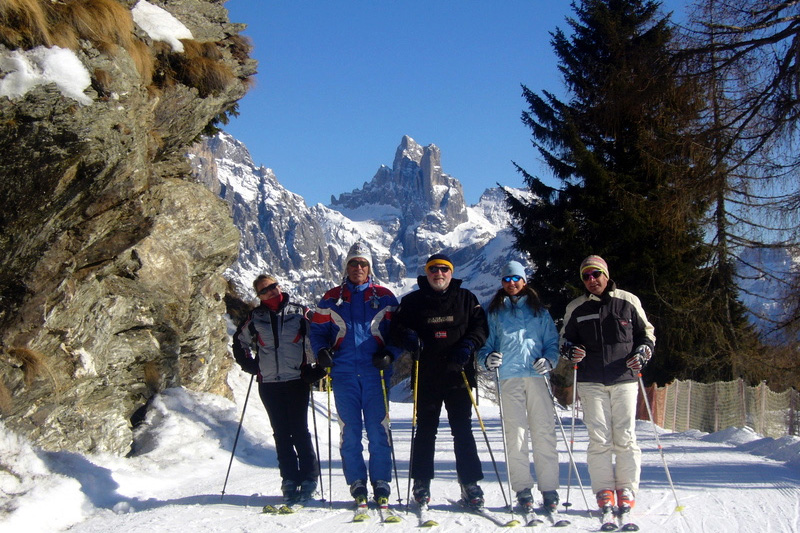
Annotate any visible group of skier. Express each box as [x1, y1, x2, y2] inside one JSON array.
[[231, 241, 655, 526]]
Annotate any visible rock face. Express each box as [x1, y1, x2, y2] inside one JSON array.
[[189, 133, 339, 303], [0, 0, 255, 455]]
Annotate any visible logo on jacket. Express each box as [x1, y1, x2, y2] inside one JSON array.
[[434, 331, 447, 339]]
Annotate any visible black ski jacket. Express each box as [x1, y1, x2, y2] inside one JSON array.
[[392, 276, 488, 390], [561, 281, 655, 385]]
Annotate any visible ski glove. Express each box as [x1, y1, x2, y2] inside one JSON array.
[[626, 345, 653, 372], [533, 357, 552, 374], [316, 347, 334, 369], [301, 362, 328, 384], [452, 340, 476, 365], [485, 352, 503, 371], [561, 343, 586, 363], [372, 348, 393, 370], [404, 329, 423, 358]]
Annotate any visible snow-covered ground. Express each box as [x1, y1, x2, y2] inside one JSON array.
[[3, 365, 800, 533]]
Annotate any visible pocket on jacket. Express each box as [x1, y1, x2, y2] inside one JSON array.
[[605, 313, 633, 343]]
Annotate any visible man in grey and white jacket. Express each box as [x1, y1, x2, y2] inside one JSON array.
[[560, 255, 655, 514]]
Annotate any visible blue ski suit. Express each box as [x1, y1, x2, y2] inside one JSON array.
[[310, 277, 400, 487]]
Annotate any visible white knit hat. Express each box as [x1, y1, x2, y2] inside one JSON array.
[[343, 241, 373, 277]]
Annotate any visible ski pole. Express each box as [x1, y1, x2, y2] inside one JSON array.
[[309, 383, 325, 502], [564, 363, 578, 512], [461, 371, 512, 511], [638, 374, 684, 512], [326, 372, 333, 509], [541, 373, 592, 515], [405, 356, 420, 513], [495, 368, 516, 519], [379, 369, 403, 506], [221, 374, 254, 500]]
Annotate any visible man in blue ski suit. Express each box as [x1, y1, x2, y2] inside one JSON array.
[[310, 241, 401, 504]]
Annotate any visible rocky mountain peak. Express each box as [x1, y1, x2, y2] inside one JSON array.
[[332, 136, 468, 240]]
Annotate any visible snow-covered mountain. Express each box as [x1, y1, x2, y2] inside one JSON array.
[[188, 132, 529, 305], [188, 131, 796, 340]]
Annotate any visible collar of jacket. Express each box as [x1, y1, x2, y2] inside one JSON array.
[[345, 277, 371, 293], [585, 280, 616, 303], [260, 292, 292, 313]]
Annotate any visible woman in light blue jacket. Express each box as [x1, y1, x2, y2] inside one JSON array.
[[476, 261, 561, 514]]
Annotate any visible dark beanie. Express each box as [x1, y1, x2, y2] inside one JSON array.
[[425, 253, 454, 272]]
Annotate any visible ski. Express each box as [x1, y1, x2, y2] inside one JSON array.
[[518, 503, 544, 527], [450, 498, 520, 527], [541, 507, 571, 527], [352, 496, 370, 522], [262, 498, 307, 514], [617, 506, 638, 531], [599, 505, 618, 531], [376, 497, 402, 523], [523, 512, 544, 527], [415, 502, 439, 528]]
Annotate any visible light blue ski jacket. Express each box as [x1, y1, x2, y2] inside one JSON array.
[[476, 295, 560, 380]]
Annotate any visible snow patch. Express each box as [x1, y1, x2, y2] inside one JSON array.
[[132, 1, 193, 53], [0, 46, 92, 105]]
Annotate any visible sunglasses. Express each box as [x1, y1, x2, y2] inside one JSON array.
[[257, 282, 279, 295], [581, 270, 604, 281], [428, 265, 451, 274], [347, 259, 370, 269], [502, 275, 523, 283]]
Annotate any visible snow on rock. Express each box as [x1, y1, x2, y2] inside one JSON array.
[[0, 46, 92, 105], [132, 0, 193, 53]]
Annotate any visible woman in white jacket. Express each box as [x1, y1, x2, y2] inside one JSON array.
[[476, 261, 561, 514]]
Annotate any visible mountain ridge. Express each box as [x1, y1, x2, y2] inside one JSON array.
[[188, 132, 528, 306]]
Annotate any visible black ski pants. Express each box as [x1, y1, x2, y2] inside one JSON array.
[[258, 379, 319, 485], [411, 383, 484, 485]]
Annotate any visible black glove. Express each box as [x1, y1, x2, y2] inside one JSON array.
[[240, 358, 260, 375], [560, 343, 586, 363], [372, 348, 393, 370], [317, 347, 334, 368], [301, 362, 328, 384]]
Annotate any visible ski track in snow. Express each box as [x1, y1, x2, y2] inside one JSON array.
[[6, 368, 800, 533]]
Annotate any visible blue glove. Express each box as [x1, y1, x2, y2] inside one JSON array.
[[404, 329, 423, 358], [450, 340, 475, 369]]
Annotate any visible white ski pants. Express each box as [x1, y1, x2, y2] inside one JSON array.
[[577, 381, 641, 494], [498, 376, 559, 494]]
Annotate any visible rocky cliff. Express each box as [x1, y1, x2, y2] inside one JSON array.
[[0, 0, 255, 455]]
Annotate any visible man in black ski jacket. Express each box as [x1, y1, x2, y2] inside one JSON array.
[[391, 253, 489, 509]]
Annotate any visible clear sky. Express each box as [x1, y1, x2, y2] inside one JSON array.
[[223, 1, 684, 207]]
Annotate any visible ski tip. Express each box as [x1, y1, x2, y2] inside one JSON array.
[[384, 516, 402, 523], [503, 519, 521, 527], [674, 504, 686, 512], [421, 520, 439, 527]]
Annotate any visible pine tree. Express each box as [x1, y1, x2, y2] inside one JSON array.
[[508, 0, 758, 384]]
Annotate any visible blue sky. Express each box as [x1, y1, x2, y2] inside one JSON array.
[[223, 1, 684, 206]]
